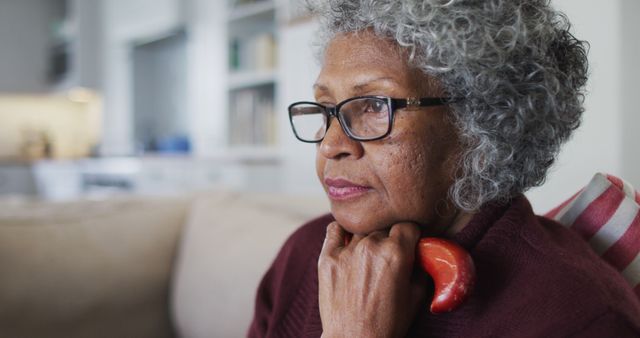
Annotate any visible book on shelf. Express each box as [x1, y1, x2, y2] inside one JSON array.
[[229, 88, 277, 146], [229, 33, 276, 73]]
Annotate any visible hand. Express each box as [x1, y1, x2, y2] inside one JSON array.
[[318, 222, 428, 338]]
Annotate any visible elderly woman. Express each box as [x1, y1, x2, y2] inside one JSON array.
[[249, 0, 640, 337]]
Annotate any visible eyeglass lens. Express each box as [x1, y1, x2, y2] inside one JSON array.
[[290, 104, 327, 142], [290, 97, 390, 141], [340, 98, 389, 139]]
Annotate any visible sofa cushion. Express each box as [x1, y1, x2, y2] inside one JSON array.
[[545, 173, 640, 297], [0, 195, 190, 338], [171, 191, 329, 338]]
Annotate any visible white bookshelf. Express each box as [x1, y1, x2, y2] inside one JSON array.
[[228, 0, 277, 21], [226, 0, 279, 151], [228, 69, 277, 90]]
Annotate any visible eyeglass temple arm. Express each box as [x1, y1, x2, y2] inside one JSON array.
[[392, 97, 459, 109]]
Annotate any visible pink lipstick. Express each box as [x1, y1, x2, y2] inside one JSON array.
[[324, 178, 371, 201]]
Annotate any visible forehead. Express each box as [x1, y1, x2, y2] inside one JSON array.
[[316, 30, 429, 97], [322, 31, 408, 70]]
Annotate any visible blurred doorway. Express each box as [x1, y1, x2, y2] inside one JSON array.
[[132, 29, 190, 154]]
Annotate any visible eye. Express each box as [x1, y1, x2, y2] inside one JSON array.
[[362, 99, 387, 115]]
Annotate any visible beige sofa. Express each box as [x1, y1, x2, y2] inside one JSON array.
[[0, 191, 329, 338]]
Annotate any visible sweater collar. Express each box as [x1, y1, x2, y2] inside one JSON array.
[[452, 194, 531, 250]]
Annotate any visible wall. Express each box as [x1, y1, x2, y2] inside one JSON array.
[[183, 0, 228, 156], [620, 0, 640, 188], [278, 19, 324, 195], [0, 0, 53, 93]]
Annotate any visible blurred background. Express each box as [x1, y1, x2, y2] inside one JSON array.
[[0, 0, 638, 212]]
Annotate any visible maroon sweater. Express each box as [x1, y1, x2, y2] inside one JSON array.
[[248, 195, 640, 337]]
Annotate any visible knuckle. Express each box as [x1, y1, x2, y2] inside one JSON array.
[[354, 241, 369, 256], [317, 259, 340, 282], [356, 237, 379, 254], [380, 250, 401, 268], [380, 240, 410, 267], [317, 255, 337, 270], [383, 238, 403, 252], [325, 222, 341, 237], [317, 256, 326, 269]]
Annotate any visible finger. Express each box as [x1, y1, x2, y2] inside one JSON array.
[[352, 233, 366, 241], [388, 222, 422, 248], [321, 221, 346, 257], [364, 229, 388, 243], [352, 230, 387, 251], [346, 232, 365, 247]]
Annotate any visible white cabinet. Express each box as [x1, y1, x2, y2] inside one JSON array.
[[21, 157, 282, 200], [32, 161, 83, 200]]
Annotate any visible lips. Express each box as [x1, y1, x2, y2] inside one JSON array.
[[324, 178, 372, 200]]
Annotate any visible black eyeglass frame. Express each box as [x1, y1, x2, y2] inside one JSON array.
[[287, 95, 456, 143]]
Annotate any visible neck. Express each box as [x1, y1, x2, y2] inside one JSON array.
[[444, 210, 474, 237], [420, 207, 474, 238]]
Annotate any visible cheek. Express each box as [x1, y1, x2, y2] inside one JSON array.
[[372, 124, 453, 208], [381, 140, 430, 191], [315, 148, 324, 181]]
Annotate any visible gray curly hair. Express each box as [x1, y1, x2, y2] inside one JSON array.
[[307, 0, 589, 211]]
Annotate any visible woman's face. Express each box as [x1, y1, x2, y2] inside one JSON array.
[[315, 31, 461, 235]]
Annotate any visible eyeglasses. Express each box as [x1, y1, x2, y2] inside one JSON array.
[[288, 95, 456, 143]]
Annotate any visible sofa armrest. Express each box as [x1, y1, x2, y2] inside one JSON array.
[[0, 195, 190, 338]]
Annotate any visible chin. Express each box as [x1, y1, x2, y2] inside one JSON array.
[[330, 207, 388, 235]]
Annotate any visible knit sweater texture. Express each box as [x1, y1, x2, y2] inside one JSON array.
[[248, 195, 640, 337]]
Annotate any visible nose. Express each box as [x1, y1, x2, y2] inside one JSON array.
[[318, 116, 364, 160]]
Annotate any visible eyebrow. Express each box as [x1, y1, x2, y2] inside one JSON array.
[[313, 76, 398, 95]]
